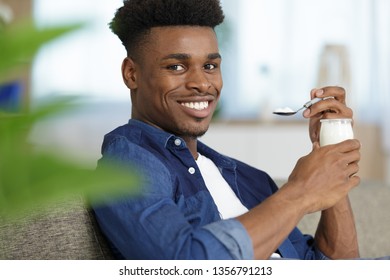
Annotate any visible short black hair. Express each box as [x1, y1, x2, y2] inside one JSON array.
[[110, 0, 225, 57]]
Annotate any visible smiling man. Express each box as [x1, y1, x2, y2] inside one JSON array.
[[122, 26, 222, 157], [93, 0, 362, 260]]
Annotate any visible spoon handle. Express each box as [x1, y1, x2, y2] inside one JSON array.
[[303, 97, 323, 108]]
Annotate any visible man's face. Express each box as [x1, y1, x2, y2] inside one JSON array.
[[125, 26, 222, 139]]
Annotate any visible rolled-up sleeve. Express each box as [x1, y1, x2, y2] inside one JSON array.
[[204, 219, 254, 259]]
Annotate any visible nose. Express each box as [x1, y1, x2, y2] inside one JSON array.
[[185, 69, 211, 93]]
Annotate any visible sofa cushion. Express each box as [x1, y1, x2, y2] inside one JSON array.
[[0, 195, 113, 260]]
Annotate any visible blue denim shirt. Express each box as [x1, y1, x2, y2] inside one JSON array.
[[92, 119, 327, 260]]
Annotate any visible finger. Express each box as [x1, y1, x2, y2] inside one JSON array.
[[343, 150, 361, 166], [347, 174, 361, 188], [304, 96, 350, 118], [304, 89, 323, 117], [310, 88, 324, 99], [346, 162, 360, 178], [321, 86, 346, 103], [334, 149, 361, 170], [331, 150, 360, 178], [339, 139, 361, 152], [326, 139, 361, 153], [338, 169, 361, 191], [309, 97, 353, 118]]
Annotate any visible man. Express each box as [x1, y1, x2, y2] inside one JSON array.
[[92, 0, 361, 260]]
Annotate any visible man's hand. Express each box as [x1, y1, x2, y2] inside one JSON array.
[[303, 87, 353, 143], [285, 139, 361, 214]]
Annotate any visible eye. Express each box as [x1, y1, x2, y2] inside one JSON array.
[[204, 63, 217, 70], [167, 65, 185, 71]]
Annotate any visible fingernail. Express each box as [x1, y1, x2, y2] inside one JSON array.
[[317, 89, 324, 96]]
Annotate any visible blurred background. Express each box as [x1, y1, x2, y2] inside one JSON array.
[[1, 0, 389, 184], [1, 0, 389, 259]]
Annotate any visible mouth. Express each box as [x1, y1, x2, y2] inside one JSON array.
[[178, 99, 214, 119], [180, 101, 209, 111]]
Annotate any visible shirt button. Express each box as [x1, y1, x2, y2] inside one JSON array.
[[188, 167, 196, 174], [174, 139, 182, 146]]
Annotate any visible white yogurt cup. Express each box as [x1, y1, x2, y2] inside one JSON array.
[[319, 119, 354, 146]]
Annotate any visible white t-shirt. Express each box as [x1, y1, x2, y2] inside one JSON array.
[[196, 153, 248, 219], [196, 153, 281, 259]]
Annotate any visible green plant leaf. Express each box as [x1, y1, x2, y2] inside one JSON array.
[[0, 97, 141, 218], [0, 20, 140, 220], [0, 151, 141, 218], [0, 20, 83, 78]]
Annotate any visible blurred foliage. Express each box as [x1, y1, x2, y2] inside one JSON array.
[[0, 20, 82, 82], [0, 20, 140, 218]]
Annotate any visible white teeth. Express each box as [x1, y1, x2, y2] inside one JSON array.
[[181, 101, 209, 110]]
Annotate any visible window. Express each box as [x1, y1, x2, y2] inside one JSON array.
[[32, 0, 127, 102]]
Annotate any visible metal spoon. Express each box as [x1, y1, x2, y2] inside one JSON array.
[[273, 97, 323, 116]]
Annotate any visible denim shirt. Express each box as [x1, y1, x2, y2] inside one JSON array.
[[92, 119, 327, 260]]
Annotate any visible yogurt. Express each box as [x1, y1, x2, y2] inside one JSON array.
[[273, 107, 295, 113], [320, 119, 354, 146]]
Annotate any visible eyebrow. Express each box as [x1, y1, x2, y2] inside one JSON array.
[[208, 53, 222, 60], [161, 53, 221, 61]]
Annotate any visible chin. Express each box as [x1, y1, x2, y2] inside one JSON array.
[[180, 124, 209, 139]]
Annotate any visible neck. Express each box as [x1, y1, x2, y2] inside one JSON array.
[[182, 136, 199, 160]]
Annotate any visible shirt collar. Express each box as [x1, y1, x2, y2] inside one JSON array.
[[197, 141, 236, 170], [128, 119, 178, 148], [128, 119, 236, 169]]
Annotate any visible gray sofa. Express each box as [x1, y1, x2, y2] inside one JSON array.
[[1, 180, 389, 259], [297, 180, 390, 259], [0, 196, 113, 260]]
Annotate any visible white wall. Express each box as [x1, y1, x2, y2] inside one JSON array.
[[202, 122, 312, 179]]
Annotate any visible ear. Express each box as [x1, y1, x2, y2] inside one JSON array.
[[121, 57, 138, 90]]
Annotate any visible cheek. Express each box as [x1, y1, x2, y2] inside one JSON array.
[[148, 73, 181, 92]]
